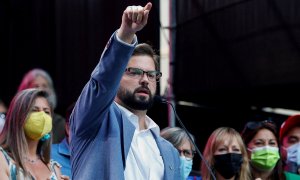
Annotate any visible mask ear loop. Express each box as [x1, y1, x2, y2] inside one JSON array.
[[41, 133, 51, 141]]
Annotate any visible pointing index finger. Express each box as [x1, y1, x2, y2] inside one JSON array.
[[144, 2, 152, 11]]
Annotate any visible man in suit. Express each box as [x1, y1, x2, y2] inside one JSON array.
[[70, 2, 180, 180]]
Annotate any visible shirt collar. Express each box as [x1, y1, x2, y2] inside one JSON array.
[[115, 102, 160, 135], [58, 138, 70, 156]]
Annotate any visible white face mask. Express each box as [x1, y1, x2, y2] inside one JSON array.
[[0, 113, 5, 133], [284, 143, 300, 165]]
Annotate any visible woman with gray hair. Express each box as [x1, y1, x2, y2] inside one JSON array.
[[161, 127, 197, 180]]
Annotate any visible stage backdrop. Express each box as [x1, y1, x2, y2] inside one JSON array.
[[0, 0, 160, 116], [2, 0, 300, 173], [173, 0, 300, 171]]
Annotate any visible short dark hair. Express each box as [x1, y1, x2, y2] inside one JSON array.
[[132, 43, 159, 71]]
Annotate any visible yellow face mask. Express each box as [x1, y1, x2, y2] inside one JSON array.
[[24, 111, 52, 141]]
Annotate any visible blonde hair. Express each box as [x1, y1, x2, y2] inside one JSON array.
[[201, 127, 251, 180]]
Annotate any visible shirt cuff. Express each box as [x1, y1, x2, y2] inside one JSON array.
[[115, 30, 137, 46]]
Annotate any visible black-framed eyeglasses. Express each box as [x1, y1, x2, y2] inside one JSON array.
[[125, 67, 162, 82], [178, 149, 196, 160]]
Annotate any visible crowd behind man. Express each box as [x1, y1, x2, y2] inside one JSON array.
[[1, 1, 300, 180]]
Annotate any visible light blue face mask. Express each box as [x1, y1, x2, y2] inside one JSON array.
[[284, 143, 300, 165], [180, 156, 193, 180]]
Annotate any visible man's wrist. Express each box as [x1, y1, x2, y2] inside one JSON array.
[[116, 29, 137, 45], [116, 29, 135, 44]]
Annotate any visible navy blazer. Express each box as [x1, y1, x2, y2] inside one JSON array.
[[70, 32, 181, 180]]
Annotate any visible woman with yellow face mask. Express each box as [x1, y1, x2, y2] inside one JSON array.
[[0, 89, 69, 180]]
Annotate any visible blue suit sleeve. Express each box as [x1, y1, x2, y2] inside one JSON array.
[[70, 31, 137, 138]]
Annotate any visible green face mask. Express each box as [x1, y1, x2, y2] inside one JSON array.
[[249, 146, 280, 171]]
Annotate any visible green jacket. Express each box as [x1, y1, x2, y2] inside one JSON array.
[[285, 171, 300, 180]]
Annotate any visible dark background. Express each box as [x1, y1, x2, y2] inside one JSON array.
[[1, 0, 300, 172], [173, 0, 300, 171], [0, 0, 160, 112]]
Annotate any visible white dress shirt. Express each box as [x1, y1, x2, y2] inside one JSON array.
[[116, 103, 164, 180]]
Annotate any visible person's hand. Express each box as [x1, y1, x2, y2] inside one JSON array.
[[118, 2, 152, 43], [60, 175, 70, 180]]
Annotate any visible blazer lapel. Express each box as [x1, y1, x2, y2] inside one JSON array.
[[152, 130, 175, 180], [121, 113, 135, 169], [113, 103, 135, 170]]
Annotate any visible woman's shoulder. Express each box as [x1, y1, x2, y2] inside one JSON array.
[[0, 146, 9, 168], [0, 147, 22, 180], [0, 146, 11, 164]]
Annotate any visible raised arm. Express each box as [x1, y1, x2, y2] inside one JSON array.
[[70, 2, 152, 137]]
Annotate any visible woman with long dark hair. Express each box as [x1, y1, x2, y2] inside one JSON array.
[[0, 89, 68, 179], [241, 120, 285, 180]]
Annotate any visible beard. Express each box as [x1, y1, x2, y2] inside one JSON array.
[[117, 86, 154, 110]]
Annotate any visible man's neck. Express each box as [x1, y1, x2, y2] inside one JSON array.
[[115, 101, 149, 130], [131, 109, 148, 130]]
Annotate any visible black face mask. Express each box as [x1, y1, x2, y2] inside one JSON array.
[[214, 153, 243, 179]]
